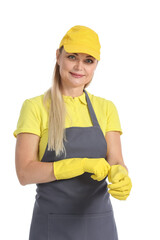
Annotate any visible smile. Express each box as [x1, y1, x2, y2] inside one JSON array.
[[70, 72, 84, 78]]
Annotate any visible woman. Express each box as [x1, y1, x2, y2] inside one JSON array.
[[13, 25, 132, 240]]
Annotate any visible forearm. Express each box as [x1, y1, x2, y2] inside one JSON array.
[[107, 157, 128, 172], [105, 132, 128, 171], [113, 161, 128, 172], [18, 161, 56, 186]]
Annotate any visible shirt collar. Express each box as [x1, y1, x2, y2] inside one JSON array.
[[62, 90, 88, 105]]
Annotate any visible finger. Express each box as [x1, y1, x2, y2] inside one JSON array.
[[91, 169, 107, 180], [105, 162, 111, 171], [108, 181, 132, 191], [91, 174, 98, 180], [108, 184, 132, 192], [108, 189, 130, 198], [109, 192, 129, 200], [91, 175, 105, 181], [108, 177, 131, 190], [91, 172, 106, 181], [108, 188, 130, 196]]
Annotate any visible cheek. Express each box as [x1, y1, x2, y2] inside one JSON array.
[[59, 61, 70, 77], [61, 60, 73, 71], [86, 66, 96, 77]]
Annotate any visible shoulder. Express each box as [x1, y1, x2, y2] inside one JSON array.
[[20, 92, 49, 123], [23, 92, 47, 112], [86, 90, 115, 110], [25, 93, 45, 107]]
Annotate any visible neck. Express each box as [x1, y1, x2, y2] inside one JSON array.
[[61, 87, 84, 98]]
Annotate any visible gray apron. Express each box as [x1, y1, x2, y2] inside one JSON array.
[[29, 89, 118, 240]]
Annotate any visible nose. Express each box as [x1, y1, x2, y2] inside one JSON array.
[[73, 60, 83, 71]]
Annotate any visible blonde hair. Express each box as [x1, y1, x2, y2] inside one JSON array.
[[43, 46, 93, 157]]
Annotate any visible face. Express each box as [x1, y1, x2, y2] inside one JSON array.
[[56, 48, 98, 92]]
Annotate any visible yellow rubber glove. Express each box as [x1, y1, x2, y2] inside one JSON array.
[[108, 165, 132, 200], [54, 158, 110, 181], [84, 158, 110, 181]]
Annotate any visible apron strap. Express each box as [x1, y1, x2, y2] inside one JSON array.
[[83, 89, 100, 128]]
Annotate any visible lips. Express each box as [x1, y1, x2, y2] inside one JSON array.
[[70, 72, 84, 78]]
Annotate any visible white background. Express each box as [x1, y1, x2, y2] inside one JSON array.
[[1, 0, 160, 239]]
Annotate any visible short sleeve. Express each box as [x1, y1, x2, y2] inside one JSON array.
[[105, 100, 123, 135], [13, 99, 41, 138]]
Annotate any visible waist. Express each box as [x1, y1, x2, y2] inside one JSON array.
[[35, 173, 112, 214]]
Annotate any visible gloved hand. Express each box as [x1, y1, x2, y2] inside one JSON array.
[[84, 158, 110, 181], [53, 158, 110, 181], [107, 165, 132, 200]]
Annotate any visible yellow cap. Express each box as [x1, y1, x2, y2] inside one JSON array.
[[59, 25, 101, 61]]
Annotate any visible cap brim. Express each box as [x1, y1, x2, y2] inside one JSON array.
[[63, 45, 100, 61]]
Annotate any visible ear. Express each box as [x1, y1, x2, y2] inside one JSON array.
[[56, 49, 60, 65]]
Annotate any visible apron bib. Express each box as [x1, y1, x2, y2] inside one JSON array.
[[29, 89, 118, 240]]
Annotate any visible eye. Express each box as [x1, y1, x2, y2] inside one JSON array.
[[85, 59, 94, 64], [67, 55, 76, 60]]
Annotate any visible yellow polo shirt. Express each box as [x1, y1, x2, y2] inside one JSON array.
[[13, 90, 122, 161]]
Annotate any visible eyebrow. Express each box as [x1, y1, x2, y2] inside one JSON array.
[[69, 53, 95, 59], [86, 55, 94, 58]]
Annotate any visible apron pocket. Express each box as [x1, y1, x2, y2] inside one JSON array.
[[48, 213, 85, 240], [48, 211, 118, 240], [85, 211, 118, 240]]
